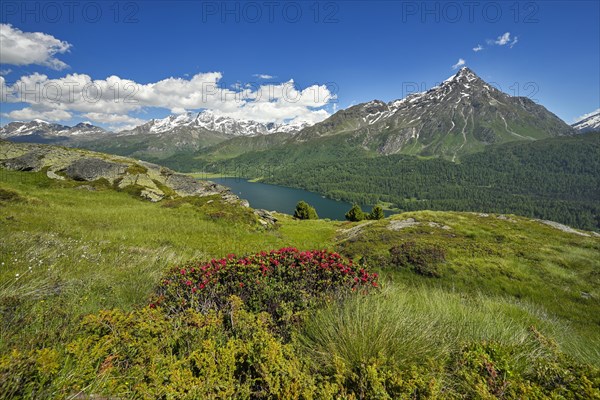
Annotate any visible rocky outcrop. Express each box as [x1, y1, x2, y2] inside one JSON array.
[[0, 141, 246, 206], [254, 209, 278, 226], [65, 158, 127, 181], [1, 151, 44, 171]]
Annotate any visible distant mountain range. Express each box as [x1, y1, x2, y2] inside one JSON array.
[[120, 110, 310, 137], [1, 68, 594, 162], [0, 119, 107, 138], [0, 110, 310, 139], [0, 110, 311, 158]]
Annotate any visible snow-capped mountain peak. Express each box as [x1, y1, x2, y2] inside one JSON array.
[[127, 110, 313, 136], [572, 111, 600, 133], [0, 120, 106, 138]]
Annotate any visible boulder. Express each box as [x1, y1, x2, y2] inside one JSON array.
[[65, 158, 127, 181], [255, 209, 277, 225], [165, 173, 203, 196], [388, 218, 419, 231], [1, 151, 44, 171]]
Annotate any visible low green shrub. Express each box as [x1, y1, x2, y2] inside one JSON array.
[[1, 298, 318, 399], [389, 241, 446, 277], [0, 187, 24, 203], [125, 163, 148, 175], [153, 248, 378, 335]]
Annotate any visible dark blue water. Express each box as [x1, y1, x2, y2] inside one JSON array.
[[211, 177, 389, 221]]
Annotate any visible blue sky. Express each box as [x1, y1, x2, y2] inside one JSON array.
[[1, 0, 599, 130]]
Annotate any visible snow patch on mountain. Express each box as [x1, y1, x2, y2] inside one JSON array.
[[572, 111, 600, 133], [125, 110, 311, 136]]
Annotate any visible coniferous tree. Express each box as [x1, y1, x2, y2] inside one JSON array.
[[345, 204, 365, 222], [294, 201, 319, 220], [368, 205, 385, 220]]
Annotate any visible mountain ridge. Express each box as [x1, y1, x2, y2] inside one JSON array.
[[0, 68, 580, 161], [290, 67, 575, 160]]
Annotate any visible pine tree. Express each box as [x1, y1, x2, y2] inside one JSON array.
[[294, 201, 319, 220], [345, 204, 365, 222], [368, 205, 385, 220]]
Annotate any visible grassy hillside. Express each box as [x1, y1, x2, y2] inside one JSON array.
[[190, 133, 600, 231], [1, 165, 599, 398]]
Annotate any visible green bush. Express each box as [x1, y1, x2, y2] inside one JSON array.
[[368, 205, 385, 220], [293, 201, 319, 220], [389, 241, 446, 277], [125, 163, 148, 175], [300, 286, 600, 399], [154, 248, 378, 336], [345, 204, 365, 222], [10, 298, 316, 399]]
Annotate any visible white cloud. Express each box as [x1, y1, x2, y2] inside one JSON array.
[[484, 32, 518, 49], [82, 112, 147, 131], [82, 112, 146, 125], [0, 24, 72, 70], [0, 69, 11, 76], [253, 74, 275, 80], [472, 44, 484, 52], [452, 58, 466, 69], [3, 107, 71, 122], [573, 108, 600, 123], [494, 32, 511, 45], [2, 71, 335, 126]]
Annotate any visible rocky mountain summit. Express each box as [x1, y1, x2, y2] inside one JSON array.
[[294, 68, 575, 159]]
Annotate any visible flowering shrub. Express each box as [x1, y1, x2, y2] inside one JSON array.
[[153, 248, 378, 332]]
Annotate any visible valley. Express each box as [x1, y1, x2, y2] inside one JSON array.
[[1, 13, 599, 396], [1, 138, 599, 397]]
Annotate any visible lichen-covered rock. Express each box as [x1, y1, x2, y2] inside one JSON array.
[[1, 151, 44, 171], [164, 173, 203, 196], [141, 188, 164, 202], [65, 158, 127, 181], [255, 209, 277, 226]]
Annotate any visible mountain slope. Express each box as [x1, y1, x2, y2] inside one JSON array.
[[201, 133, 600, 231], [0, 140, 244, 204], [161, 68, 576, 170], [292, 68, 574, 160], [572, 111, 600, 133]]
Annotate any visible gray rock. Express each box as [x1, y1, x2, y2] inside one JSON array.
[[497, 214, 516, 222], [388, 218, 419, 231], [428, 221, 452, 230], [165, 173, 203, 196], [1, 151, 44, 171], [141, 189, 164, 202], [535, 219, 590, 237], [65, 158, 127, 181], [255, 209, 277, 225], [46, 169, 65, 180]]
